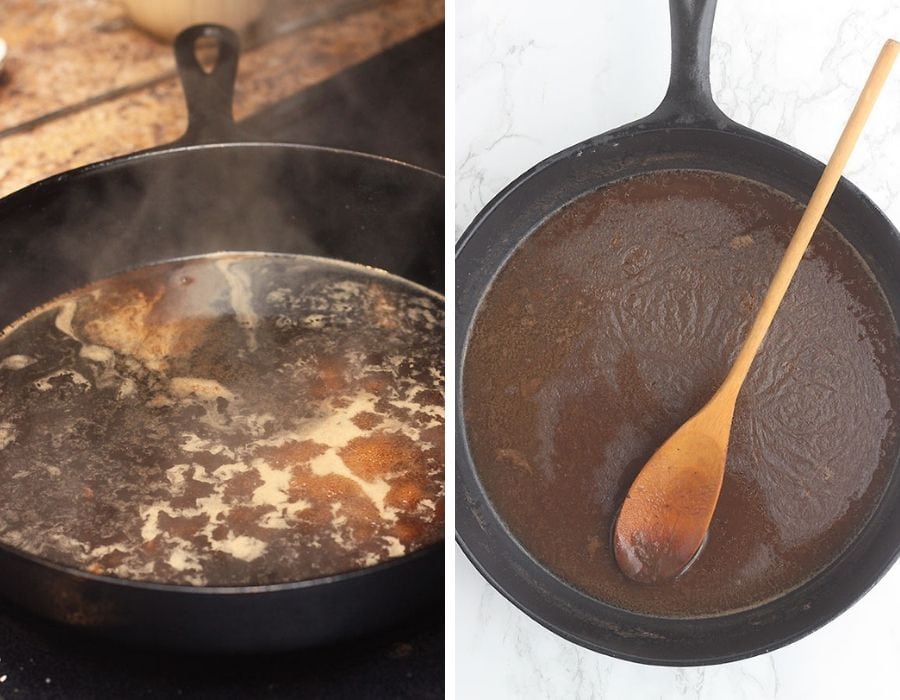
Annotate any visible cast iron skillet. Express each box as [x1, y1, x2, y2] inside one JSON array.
[[0, 25, 443, 652], [456, 0, 900, 665]]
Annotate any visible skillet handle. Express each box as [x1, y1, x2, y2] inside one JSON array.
[[647, 0, 732, 128], [172, 24, 242, 145]]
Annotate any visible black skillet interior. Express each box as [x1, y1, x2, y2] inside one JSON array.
[[456, 0, 900, 665], [0, 25, 444, 652], [0, 25, 444, 329]]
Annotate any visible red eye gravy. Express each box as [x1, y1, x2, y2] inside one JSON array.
[[463, 170, 899, 617]]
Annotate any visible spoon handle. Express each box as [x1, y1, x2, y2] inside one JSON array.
[[722, 38, 900, 395]]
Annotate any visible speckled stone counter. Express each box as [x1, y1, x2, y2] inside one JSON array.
[[0, 0, 442, 197]]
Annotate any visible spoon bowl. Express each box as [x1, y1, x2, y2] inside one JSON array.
[[614, 396, 731, 582]]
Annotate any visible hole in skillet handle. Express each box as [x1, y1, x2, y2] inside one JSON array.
[[194, 36, 221, 74], [172, 24, 241, 146]]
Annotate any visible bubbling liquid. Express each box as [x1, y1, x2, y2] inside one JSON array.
[[0, 253, 444, 587]]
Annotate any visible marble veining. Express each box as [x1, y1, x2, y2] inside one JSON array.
[[456, 0, 900, 696], [0, 253, 444, 587]]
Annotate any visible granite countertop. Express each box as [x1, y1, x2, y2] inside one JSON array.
[[0, 0, 442, 197], [456, 0, 900, 697]]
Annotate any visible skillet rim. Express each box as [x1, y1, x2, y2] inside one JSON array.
[[0, 140, 443, 205], [454, 119, 900, 666]]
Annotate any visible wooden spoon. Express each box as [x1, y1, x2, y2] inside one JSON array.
[[613, 38, 900, 585]]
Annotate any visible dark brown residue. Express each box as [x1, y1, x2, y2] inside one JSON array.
[[463, 170, 900, 617]]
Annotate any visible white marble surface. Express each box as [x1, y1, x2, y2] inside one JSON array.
[[455, 0, 900, 697]]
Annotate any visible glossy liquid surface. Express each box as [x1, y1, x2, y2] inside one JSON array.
[[463, 171, 899, 616]]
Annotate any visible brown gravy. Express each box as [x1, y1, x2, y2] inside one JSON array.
[[463, 170, 900, 617], [0, 253, 444, 587]]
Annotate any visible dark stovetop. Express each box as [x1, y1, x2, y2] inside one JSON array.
[[0, 601, 443, 699], [242, 24, 444, 173], [0, 25, 444, 699]]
